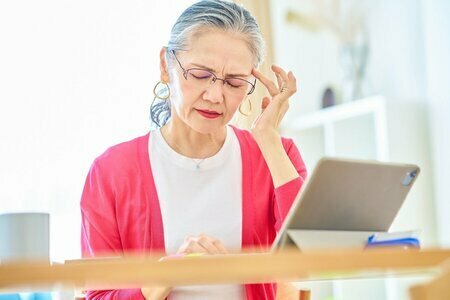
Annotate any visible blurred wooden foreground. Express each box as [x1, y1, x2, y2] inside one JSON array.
[[1, 247, 449, 298]]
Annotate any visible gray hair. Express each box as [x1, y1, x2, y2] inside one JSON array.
[[167, 0, 265, 67], [151, 0, 265, 127]]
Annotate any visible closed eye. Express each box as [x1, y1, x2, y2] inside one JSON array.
[[188, 69, 214, 80], [225, 78, 247, 89]]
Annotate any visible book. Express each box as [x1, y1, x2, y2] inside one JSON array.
[[366, 230, 421, 248]]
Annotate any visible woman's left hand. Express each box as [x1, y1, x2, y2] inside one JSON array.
[[250, 65, 297, 142]]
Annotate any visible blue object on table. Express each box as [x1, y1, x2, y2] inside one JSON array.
[[0, 294, 20, 300], [366, 234, 421, 248], [18, 293, 52, 300], [30, 293, 52, 300]]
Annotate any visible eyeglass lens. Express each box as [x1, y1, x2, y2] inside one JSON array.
[[186, 69, 253, 96]]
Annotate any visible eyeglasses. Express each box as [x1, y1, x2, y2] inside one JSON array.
[[171, 50, 256, 97]]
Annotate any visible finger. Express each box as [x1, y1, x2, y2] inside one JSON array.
[[206, 237, 228, 254], [178, 240, 206, 254], [252, 68, 279, 97], [211, 239, 228, 254], [272, 66, 297, 95], [271, 65, 289, 86], [178, 236, 207, 254], [195, 234, 228, 254], [275, 72, 283, 90], [261, 96, 270, 111], [196, 236, 223, 254], [287, 71, 298, 93]]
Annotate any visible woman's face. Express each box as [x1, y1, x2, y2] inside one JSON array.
[[162, 31, 255, 134]]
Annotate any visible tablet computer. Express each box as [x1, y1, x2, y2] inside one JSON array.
[[272, 157, 420, 250]]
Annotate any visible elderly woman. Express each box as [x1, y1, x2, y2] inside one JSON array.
[[80, 0, 307, 299]]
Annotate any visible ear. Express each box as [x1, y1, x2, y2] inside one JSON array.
[[159, 47, 170, 83]]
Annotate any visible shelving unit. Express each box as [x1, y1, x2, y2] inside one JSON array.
[[282, 96, 389, 169]]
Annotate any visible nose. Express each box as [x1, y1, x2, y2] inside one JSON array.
[[203, 79, 225, 104]]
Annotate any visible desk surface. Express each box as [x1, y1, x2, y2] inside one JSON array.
[[1, 247, 449, 291]]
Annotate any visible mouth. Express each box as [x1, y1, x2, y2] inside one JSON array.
[[195, 109, 222, 119]]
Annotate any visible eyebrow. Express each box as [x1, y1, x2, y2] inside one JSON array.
[[189, 62, 251, 78]]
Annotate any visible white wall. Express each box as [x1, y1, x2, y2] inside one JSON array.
[[270, 0, 342, 117], [422, 0, 450, 246], [365, 0, 427, 100], [0, 0, 194, 261]]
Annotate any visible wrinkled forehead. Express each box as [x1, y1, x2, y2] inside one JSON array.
[[181, 29, 255, 75]]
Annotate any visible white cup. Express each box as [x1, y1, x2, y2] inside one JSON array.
[[0, 212, 50, 262]]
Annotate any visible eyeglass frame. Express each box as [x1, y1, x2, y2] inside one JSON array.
[[169, 49, 256, 95]]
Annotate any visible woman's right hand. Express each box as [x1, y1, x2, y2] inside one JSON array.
[[141, 234, 227, 299]]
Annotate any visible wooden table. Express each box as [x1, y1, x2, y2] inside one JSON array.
[[1, 247, 449, 297]]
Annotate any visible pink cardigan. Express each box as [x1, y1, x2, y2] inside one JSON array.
[[81, 126, 307, 300]]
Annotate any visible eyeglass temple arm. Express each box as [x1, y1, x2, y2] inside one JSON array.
[[169, 49, 187, 75]]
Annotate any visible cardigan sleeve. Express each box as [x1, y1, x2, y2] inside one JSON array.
[[80, 158, 146, 300], [273, 138, 307, 232]]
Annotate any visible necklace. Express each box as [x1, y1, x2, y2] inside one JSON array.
[[192, 158, 206, 170], [164, 137, 209, 170], [160, 127, 226, 170]]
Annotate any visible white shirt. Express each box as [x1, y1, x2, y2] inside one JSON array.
[[149, 125, 245, 300]]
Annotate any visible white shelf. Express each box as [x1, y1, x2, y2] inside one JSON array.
[[287, 95, 386, 131], [283, 95, 389, 161]]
